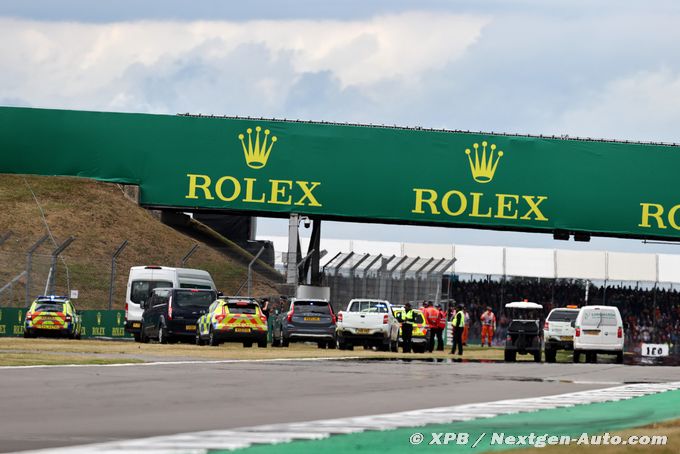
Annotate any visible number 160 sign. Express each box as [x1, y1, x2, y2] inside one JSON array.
[[641, 343, 669, 357]]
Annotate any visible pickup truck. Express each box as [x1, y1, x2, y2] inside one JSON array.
[[336, 299, 400, 351]]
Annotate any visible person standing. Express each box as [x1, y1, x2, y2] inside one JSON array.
[[462, 308, 470, 346], [450, 303, 465, 355], [423, 301, 439, 352], [261, 298, 271, 319], [401, 302, 415, 353], [480, 306, 496, 347], [432, 303, 446, 351]]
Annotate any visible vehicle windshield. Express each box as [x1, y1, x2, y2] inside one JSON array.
[[509, 308, 541, 320], [130, 280, 173, 304], [174, 290, 216, 308], [348, 301, 388, 313], [226, 302, 258, 314], [294, 301, 331, 314], [34, 302, 65, 312], [548, 310, 579, 323], [179, 283, 213, 289], [581, 309, 618, 327]]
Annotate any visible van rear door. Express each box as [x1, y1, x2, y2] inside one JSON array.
[[580, 308, 619, 345]]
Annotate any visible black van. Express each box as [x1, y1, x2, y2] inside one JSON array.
[[140, 288, 217, 343]]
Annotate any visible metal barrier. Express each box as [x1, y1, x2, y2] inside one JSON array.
[[322, 253, 455, 311]]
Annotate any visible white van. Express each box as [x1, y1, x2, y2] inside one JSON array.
[[573, 305, 624, 364], [125, 266, 217, 341]]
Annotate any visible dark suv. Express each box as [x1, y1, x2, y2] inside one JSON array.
[[140, 288, 217, 343], [272, 299, 337, 348]]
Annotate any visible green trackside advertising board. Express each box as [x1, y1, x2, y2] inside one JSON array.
[[1, 106, 680, 239], [78, 310, 130, 338], [0, 308, 131, 338]]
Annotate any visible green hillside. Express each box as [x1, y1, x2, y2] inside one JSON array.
[[0, 175, 278, 309]]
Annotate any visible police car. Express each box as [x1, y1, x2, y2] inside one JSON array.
[[24, 295, 82, 339], [195, 297, 268, 347], [543, 305, 580, 362], [392, 306, 429, 353]]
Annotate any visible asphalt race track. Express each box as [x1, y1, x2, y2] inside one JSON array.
[[1, 359, 678, 452]]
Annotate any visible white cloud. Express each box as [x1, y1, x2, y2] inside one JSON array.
[[0, 13, 489, 113], [556, 69, 680, 143]]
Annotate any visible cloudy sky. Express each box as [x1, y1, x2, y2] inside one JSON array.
[[2, 0, 680, 253]]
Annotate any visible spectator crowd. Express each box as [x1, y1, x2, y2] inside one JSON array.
[[447, 278, 680, 351]]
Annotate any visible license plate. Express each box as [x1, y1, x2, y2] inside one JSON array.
[[185, 325, 196, 331], [356, 328, 370, 334], [39, 324, 60, 330], [304, 317, 320, 321], [132, 322, 141, 328], [235, 327, 251, 333], [584, 330, 600, 335], [561, 336, 573, 341]]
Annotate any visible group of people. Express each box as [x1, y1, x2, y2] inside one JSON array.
[[399, 301, 447, 353], [398, 301, 497, 355]]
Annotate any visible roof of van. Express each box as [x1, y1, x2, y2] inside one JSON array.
[[580, 305, 620, 310], [505, 301, 543, 309], [129, 266, 211, 273]]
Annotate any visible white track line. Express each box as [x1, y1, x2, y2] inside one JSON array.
[[0, 356, 361, 370], [18, 381, 680, 454]]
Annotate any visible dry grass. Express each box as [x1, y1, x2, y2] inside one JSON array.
[[0, 352, 144, 366], [0, 338, 522, 364], [0, 174, 278, 309], [513, 419, 680, 454]]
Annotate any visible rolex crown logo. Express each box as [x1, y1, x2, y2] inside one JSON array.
[[465, 141, 504, 183], [238, 126, 277, 169]]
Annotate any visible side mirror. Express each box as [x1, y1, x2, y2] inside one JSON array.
[[217, 291, 224, 297]]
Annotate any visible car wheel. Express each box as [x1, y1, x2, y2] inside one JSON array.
[[573, 350, 581, 363], [243, 341, 253, 348], [327, 340, 337, 349], [545, 348, 557, 363], [616, 351, 624, 364], [504, 350, 516, 362], [208, 327, 219, 347], [23, 329, 31, 339], [317, 341, 326, 349], [133, 332, 142, 343], [257, 338, 267, 348]]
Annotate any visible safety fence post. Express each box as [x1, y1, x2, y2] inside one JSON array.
[[248, 246, 265, 297], [108, 240, 129, 310], [25, 235, 49, 305], [45, 236, 75, 295], [180, 243, 200, 267]]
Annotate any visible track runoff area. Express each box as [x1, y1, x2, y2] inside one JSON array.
[[6, 356, 679, 454]]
